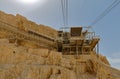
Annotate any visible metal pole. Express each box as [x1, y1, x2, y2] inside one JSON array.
[[97, 42, 99, 54]]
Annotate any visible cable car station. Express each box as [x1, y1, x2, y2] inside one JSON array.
[[56, 27, 100, 55]]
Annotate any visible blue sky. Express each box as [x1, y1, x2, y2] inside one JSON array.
[[0, 0, 120, 69]]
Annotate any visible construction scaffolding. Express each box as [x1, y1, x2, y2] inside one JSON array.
[[56, 27, 100, 55]]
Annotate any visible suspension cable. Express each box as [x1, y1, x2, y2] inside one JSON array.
[[61, 0, 65, 26], [90, 0, 120, 26], [60, 0, 69, 29]]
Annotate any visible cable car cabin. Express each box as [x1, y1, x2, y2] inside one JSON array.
[[56, 27, 100, 55]]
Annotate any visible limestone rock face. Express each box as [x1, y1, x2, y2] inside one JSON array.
[[0, 11, 120, 79], [0, 11, 57, 38], [0, 39, 120, 79]]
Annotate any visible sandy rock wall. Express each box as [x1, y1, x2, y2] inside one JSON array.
[[0, 10, 120, 79], [0, 11, 57, 38], [0, 39, 119, 79], [0, 65, 76, 79], [0, 39, 76, 79]]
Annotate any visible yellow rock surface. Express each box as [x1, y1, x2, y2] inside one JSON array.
[[0, 39, 120, 79], [0, 11, 120, 79], [0, 11, 57, 38]]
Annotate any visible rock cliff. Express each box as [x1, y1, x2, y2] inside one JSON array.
[[0, 11, 120, 79], [0, 11, 57, 38], [0, 39, 120, 79]]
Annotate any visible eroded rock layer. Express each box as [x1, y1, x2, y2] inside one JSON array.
[[0, 39, 120, 79], [0, 11, 57, 38], [0, 11, 120, 79]]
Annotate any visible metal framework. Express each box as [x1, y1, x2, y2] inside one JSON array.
[[56, 27, 100, 55], [0, 20, 100, 55]]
